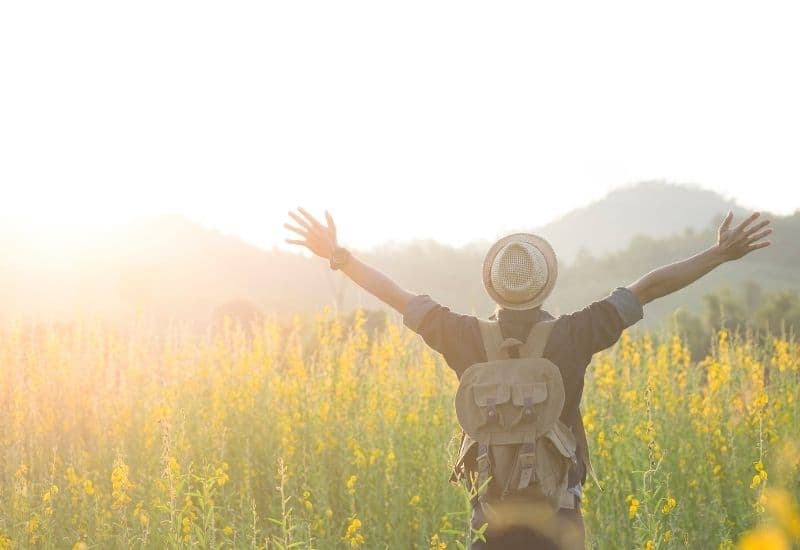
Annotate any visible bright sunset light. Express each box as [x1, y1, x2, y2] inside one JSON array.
[[2, 3, 799, 549], [2, 1, 799, 251]]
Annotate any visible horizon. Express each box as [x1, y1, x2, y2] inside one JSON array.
[[2, 180, 798, 254]]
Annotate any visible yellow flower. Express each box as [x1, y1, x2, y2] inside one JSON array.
[[223, 526, 233, 536], [346, 475, 357, 496], [167, 456, 181, 477], [343, 517, 365, 548], [409, 494, 421, 506], [26, 514, 40, 534], [737, 526, 789, 550], [626, 495, 640, 519], [111, 456, 135, 510], [215, 462, 230, 486], [42, 483, 59, 504], [763, 488, 800, 539], [430, 533, 447, 549]]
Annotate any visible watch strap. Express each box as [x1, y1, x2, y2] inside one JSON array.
[[329, 246, 351, 270]]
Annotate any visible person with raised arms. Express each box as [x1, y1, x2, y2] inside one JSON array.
[[284, 208, 771, 550]]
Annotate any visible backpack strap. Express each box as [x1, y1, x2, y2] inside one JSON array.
[[478, 319, 556, 361], [475, 435, 492, 496], [516, 432, 537, 490], [519, 320, 556, 359], [477, 320, 511, 360]]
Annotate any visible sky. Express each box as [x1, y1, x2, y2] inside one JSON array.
[[1, 1, 798, 251]]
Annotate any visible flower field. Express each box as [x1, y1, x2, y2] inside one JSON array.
[[1, 310, 799, 549]]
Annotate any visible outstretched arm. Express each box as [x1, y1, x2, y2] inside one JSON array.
[[626, 211, 772, 306], [284, 207, 415, 313]]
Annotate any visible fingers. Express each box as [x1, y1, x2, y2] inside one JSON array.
[[720, 211, 734, 231], [288, 206, 329, 239], [324, 209, 335, 229], [743, 219, 770, 237], [288, 211, 312, 231], [746, 228, 772, 244], [747, 240, 771, 251], [325, 210, 337, 238], [732, 211, 761, 234], [285, 238, 306, 246], [283, 223, 307, 238], [297, 207, 325, 231]]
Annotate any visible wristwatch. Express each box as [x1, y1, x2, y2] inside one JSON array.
[[329, 246, 351, 271]]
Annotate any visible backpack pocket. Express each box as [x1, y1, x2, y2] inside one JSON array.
[[473, 383, 511, 428], [509, 382, 548, 427], [534, 424, 577, 502]]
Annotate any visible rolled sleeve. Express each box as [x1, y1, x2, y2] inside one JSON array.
[[605, 287, 644, 329], [402, 294, 439, 333]]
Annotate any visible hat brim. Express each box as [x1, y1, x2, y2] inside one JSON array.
[[482, 233, 558, 310]]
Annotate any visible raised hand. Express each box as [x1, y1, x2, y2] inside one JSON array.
[[284, 207, 339, 260], [626, 211, 774, 306], [715, 211, 772, 262]]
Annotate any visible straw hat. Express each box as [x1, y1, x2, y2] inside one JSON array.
[[482, 233, 558, 310]]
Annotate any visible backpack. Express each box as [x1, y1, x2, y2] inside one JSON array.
[[451, 319, 579, 517]]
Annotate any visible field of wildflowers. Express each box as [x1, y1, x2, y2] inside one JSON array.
[[0, 309, 798, 549]]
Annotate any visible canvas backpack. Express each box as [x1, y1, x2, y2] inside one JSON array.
[[451, 319, 579, 515]]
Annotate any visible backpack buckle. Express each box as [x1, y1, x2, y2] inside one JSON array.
[[485, 398, 499, 423], [499, 337, 524, 351], [523, 396, 535, 420]]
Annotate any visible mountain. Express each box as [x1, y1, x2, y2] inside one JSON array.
[[354, 208, 800, 327], [529, 181, 745, 264], [0, 182, 796, 328], [0, 216, 332, 324]]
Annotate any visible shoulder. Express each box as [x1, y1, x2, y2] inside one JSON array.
[[402, 294, 482, 333], [401, 294, 485, 374], [555, 287, 644, 331], [545, 287, 644, 362]]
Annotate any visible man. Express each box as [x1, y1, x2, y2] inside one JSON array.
[[284, 208, 771, 549]]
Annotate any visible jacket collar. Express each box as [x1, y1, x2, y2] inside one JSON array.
[[489, 306, 554, 323]]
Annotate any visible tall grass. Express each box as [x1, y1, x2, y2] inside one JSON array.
[[0, 310, 798, 549]]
